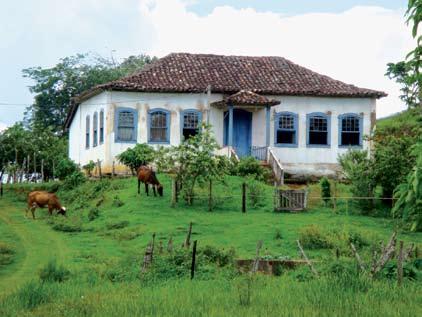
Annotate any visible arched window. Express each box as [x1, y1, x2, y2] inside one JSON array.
[[115, 108, 137, 142], [148, 109, 170, 143], [99, 110, 104, 144], [307, 112, 331, 147], [181, 109, 202, 140], [274, 112, 298, 147], [85, 115, 90, 149], [339, 113, 362, 147], [93, 112, 98, 147]]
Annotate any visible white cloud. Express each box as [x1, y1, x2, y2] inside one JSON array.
[[0, 122, 8, 133], [139, 1, 414, 117]]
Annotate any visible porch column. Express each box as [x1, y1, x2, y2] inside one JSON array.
[[266, 105, 271, 147], [228, 103, 234, 147]]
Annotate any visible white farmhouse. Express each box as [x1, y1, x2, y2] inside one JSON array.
[[64, 53, 386, 181]]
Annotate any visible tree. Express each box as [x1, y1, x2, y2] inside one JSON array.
[[392, 140, 422, 231], [117, 143, 156, 175], [156, 124, 229, 205], [23, 53, 156, 133], [386, 0, 421, 108]]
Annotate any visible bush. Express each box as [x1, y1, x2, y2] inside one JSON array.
[[82, 160, 96, 177], [106, 220, 129, 230], [50, 217, 83, 232], [17, 280, 53, 309], [117, 143, 155, 175], [39, 259, 70, 283], [299, 225, 332, 249], [0, 242, 15, 266], [235, 157, 266, 180], [247, 178, 266, 208], [88, 208, 100, 221], [320, 177, 331, 206], [55, 158, 79, 180], [112, 195, 124, 208], [63, 170, 86, 190]]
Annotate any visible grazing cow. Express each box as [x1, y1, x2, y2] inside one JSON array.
[[27, 191, 66, 219], [137, 166, 163, 197]]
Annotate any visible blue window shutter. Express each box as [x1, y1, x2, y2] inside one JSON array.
[[166, 110, 170, 143], [327, 113, 331, 146], [180, 109, 202, 142], [86, 115, 90, 149], [306, 113, 310, 146], [294, 113, 299, 146], [338, 113, 362, 148], [359, 115, 363, 146], [306, 112, 330, 148], [273, 111, 298, 148], [115, 108, 138, 143], [148, 108, 171, 144]]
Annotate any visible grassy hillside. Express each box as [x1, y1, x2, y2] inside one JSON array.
[[376, 108, 422, 134], [0, 176, 421, 316]]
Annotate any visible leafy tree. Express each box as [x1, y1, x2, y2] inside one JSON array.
[[320, 177, 331, 206], [392, 140, 422, 231], [386, 0, 421, 108], [156, 124, 228, 205], [23, 53, 156, 133], [117, 143, 156, 175], [338, 150, 376, 213], [54, 158, 79, 181]]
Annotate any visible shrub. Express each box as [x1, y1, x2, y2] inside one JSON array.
[[88, 208, 100, 221], [82, 160, 96, 177], [39, 259, 70, 283], [200, 245, 235, 267], [0, 242, 15, 266], [106, 220, 129, 230], [117, 143, 155, 175], [247, 178, 266, 208], [112, 195, 124, 207], [50, 217, 83, 232], [320, 177, 331, 206], [299, 225, 332, 249], [235, 157, 266, 180], [17, 280, 53, 309], [55, 158, 79, 180], [63, 170, 86, 190]]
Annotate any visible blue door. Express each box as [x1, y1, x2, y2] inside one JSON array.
[[224, 109, 252, 157]]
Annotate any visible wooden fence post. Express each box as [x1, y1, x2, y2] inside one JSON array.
[[296, 240, 319, 277], [184, 222, 193, 248], [41, 159, 44, 182], [397, 240, 404, 286], [33, 152, 36, 182], [242, 182, 246, 213], [167, 236, 174, 253], [333, 180, 337, 212], [191, 240, 197, 279], [252, 240, 263, 273], [208, 180, 213, 212], [97, 160, 102, 179], [112, 161, 115, 178]]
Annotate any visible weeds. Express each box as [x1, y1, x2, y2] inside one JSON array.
[[39, 259, 71, 283]]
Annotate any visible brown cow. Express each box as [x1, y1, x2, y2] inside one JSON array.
[[137, 166, 163, 197], [27, 191, 66, 219]]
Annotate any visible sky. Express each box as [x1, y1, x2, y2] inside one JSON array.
[[0, 0, 414, 130]]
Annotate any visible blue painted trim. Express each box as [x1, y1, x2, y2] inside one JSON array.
[[228, 104, 234, 147], [306, 112, 331, 148], [99, 109, 104, 145], [85, 115, 90, 149], [114, 107, 138, 143], [93, 111, 98, 147], [274, 111, 299, 148], [148, 108, 171, 144], [338, 113, 363, 148], [180, 109, 203, 141], [265, 106, 271, 147]]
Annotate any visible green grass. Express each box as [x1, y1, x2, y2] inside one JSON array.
[[0, 175, 421, 316]]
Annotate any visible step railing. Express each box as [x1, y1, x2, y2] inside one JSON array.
[[267, 148, 284, 186], [251, 146, 268, 161]]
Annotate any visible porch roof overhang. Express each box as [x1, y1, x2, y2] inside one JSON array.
[[211, 90, 281, 108]]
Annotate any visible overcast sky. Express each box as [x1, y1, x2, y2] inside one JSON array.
[[0, 0, 413, 131]]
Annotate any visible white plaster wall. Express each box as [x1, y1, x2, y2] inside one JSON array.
[[251, 108, 266, 146], [267, 96, 376, 176], [68, 92, 108, 166]]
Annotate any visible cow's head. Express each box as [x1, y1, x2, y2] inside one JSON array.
[[157, 184, 163, 197], [58, 206, 67, 216]]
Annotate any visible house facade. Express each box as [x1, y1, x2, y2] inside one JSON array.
[[65, 53, 385, 179]]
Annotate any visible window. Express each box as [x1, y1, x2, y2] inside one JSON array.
[[85, 115, 90, 148], [339, 114, 362, 146], [93, 112, 98, 147], [115, 108, 137, 142], [149, 109, 170, 143], [307, 113, 330, 146], [181, 110, 202, 140], [274, 112, 298, 146], [99, 110, 104, 144]]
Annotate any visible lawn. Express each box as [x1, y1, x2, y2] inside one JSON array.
[[0, 175, 421, 316]]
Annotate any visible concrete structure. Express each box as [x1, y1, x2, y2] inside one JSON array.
[[65, 53, 385, 178]]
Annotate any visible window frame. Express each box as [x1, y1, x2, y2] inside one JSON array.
[[274, 111, 298, 148], [338, 113, 363, 148], [148, 108, 171, 144], [85, 115, 90, 149], [93, 111, 98, 147], [114, 108, 138, 143], [306, 112, 331, 148], [180, 109, 202, 141], [99, 109, 104, 145]]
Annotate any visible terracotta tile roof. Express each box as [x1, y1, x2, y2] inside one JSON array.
[[97, 53, 386, 98], [211, 90, 281, 107]]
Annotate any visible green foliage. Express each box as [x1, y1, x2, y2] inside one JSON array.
[[338, 150, 376, 213], [0, 242, 15, 266], [39, 259, 70, 283], [112, 195, 124, 208], [117, 143, 156, 175], [106, 220, 129, 230], [63, 170, 86, 190], [16, 280, 53, 309], [247, 178, 266, 208], [299, 225, 333, 249], [88, 208, 100, 222], [234, 157, 266, 181], [55, 158, 80, 180], [392, 140, 422, 231], [82, 160, 96, 177], [23, 53, 156, 133], [320, 177, 331, 206], [49, 216, 83, 233], [156, 124, 228, 205]]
